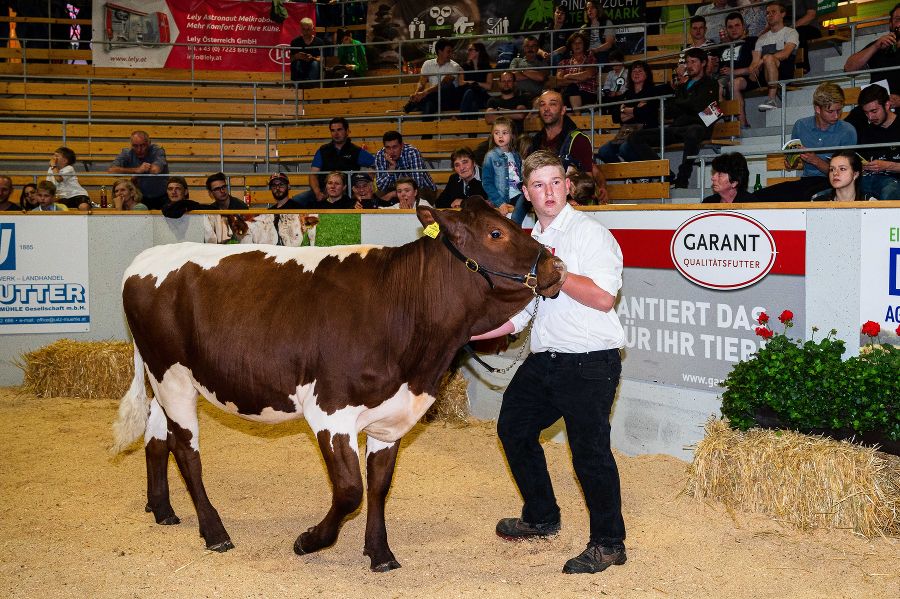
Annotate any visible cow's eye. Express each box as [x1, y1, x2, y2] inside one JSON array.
[[490, 229, 502, 239]]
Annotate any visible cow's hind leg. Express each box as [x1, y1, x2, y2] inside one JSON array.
[[144, 398, 179, 525], [294, 430, 363, 556], [155, 367, 233, 552], [363, 436, 401, 572]]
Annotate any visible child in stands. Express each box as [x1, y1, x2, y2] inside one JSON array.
[[483, 116, 527, 224], [31, 180, 67, 212]]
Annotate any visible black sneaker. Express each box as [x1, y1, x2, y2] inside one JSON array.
[[495, 517, 561, 540], [562, 542, 627, 574]]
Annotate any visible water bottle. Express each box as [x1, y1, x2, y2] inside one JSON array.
[[99, 186, 108, 208]]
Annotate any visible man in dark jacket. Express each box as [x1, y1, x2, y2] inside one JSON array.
[[622, 47, 719, 188], [435, 148, 486, 208], [295, 117, 375, 206]]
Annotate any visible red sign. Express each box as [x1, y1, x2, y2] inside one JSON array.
[[93, 1, 315, 71]]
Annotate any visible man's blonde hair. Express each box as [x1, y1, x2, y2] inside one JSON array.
[[812, 82, 845, 109], [522, 150, 565, 186]]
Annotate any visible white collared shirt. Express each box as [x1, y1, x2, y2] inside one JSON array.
[[510, 204, 625, 352]]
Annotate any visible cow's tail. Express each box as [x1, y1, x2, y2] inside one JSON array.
[[111, 342, 151, 454]]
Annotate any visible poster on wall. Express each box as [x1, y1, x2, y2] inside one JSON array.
[[859, 209, 900, 346], [590, 210, 807, 392], [0, 217, 90, 334], [91, 0, 314, 71]]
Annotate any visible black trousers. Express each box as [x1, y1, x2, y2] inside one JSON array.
[[751, 175, 831, 202], [627, 124, 711, 182], [497, 348, 626, 546]]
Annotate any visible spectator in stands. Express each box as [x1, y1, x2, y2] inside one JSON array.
[[311, 172, 355, 209], [405, 38, 463, 116], [852, 85, 900, 200], [374, 130, 437, 203], [459, 42, 494, 118], [48, 147, 89, 210], [108, 130, 169, 209], [436, 147, 486, 209], [266, 172, 303, 209], [20, 183, 38, 211], [623, 48, 718, 188], [510, 36, 547, 103], [581, 1, 616, 64], [675, 16, 715, 85], [844, 5, 900, 109], [290, 17, 324, 85], [702, 152, 754, 203], [327, 28, 367, 80], [788, 0, 820, 73], [528, 90, 593, 174], [0, 175, 19, 211], [719, 12, 759, 128], [299, 117, 375, 207], [206, 172, 249, 210], [567, 170, 599, 205], [601, 49, 629, 100], [811, 151, 867, 201], [537, 4, 570, 71], [31, 181, 66, 212], [557, 31, 599, 111], [483, 117, 526, 223], [112, 179, 148, 211], [750, 1, 798, 111], [485, 71, 530, 134], [752, 82, 856, 201], [165, 176, 189, 205], [596, 60, 660, 164], [696, 0, 738, 42], [393, 177, 433, 209], [742, 0, 768, 37], [351, 172, 384, 209]]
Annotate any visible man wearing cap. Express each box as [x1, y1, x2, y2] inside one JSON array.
[[296, 117, 375, 206], [350, 172, 385, 209], [266, 172, 303, 209]]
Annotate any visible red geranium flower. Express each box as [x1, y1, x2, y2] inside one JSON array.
[[896, 324, 900, 337], [755, 326, 773, 339], [758, 312, 769, 324], [778, 310, 793, 324], [861, 321, 881, 337]]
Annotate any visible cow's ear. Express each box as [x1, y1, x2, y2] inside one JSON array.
[[461, 195, 492, 211], [416, 205, 438, 229]]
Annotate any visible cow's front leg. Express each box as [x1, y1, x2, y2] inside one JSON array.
[[363, 436, 401, 572], [295, 430, 363, 555]]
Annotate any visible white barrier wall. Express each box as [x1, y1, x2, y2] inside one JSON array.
[[0, 205, 894, 459]]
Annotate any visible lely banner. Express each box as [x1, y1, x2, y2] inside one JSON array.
[[589, 210, 807, 392], [0, 217, 90, 334], [859, 209, 900, 346], [92, 0, 314, 70]]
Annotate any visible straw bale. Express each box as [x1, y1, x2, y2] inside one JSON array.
[[17, 339, 134, 399], [687, 419, 900, 538], [423, 369, 470, 424]]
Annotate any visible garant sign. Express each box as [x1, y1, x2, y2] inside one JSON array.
[[670, 212, 777, 290]]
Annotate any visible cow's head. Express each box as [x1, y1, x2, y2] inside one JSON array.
[[417, 197, 566, 299]]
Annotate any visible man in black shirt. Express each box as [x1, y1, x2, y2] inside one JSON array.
[[290, 17, 324, 84], [853, 84, 900, 200], [844, 4, 900, 109], [719, 13, 758, 128], [485, 71, 530, 135]]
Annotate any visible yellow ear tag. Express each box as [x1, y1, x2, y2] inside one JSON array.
[[423, 222, 440, 239]]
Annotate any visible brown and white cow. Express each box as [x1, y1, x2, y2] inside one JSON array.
[[112, 198, 566, 571]]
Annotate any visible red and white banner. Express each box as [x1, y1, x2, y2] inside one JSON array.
[[92, 0, 314, 71]]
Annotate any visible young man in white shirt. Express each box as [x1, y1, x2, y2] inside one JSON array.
[[473, 150, 627, 575], [405, 38, 463, 116], [749, 1, 799, 111]]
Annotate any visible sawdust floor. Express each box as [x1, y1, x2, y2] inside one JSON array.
[[1, 387, 897, 599]]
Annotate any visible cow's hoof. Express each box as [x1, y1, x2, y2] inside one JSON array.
[[371, 559, 401, 573], [207, 539, 235, 553]]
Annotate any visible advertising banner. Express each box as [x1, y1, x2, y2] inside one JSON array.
[[859, 209, 900, 346], [91, 0, 314, 70], [590, 210, 807, 392], [0, 217, 90, 334]]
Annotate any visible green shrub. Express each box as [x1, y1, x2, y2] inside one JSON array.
[[721, 313, 900, 442]]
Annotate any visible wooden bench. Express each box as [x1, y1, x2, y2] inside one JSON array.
[[599, 159, 671, 202]]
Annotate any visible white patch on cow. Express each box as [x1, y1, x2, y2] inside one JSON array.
[[123, 242, 381, 288], [365, 436, 396, 457], [297, 382, 365, 454], [144, 398, 168, 444], [151, 363, 201, 451], [356, 383, 436, 443]]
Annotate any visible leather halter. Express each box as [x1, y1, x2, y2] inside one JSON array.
[[440, 233, 541, 294]]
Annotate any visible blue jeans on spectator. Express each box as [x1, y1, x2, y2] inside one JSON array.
[[596, 141, 624, 164], [292, 59, 321, 85], [291, 189, 317, 207], [459, 85, 490, 119], [861, 174, 900, 200], [405, 83, 460, 120]]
